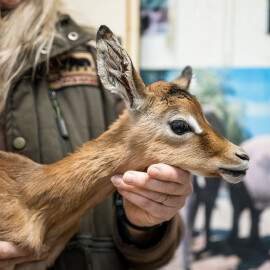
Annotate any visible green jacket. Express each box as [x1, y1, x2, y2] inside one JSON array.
[[2, 15, 182, 270]]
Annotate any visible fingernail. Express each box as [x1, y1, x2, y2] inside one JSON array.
[[111, 175, 122, 186], [148, 167, 160, 177], [124, 173, 136, 184]]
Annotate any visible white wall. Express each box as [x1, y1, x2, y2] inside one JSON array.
[[62, 0, 126, 45], [140, 0, 270, 69], [233, 0, 270, 66], [61, 0, 140, 68]]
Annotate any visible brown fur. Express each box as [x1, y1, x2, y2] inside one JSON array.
[[0, 26, 249, 270]]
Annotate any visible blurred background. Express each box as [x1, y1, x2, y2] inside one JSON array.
[[63, 0, 270, 269]]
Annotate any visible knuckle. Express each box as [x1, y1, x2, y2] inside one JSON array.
[[142, 176, 152, 188], [161, 181, 173, 193], [159, 165, 178, 181], [174, 182, 193, 196], [136, 172, 147, 186], [175, 183, 185, 195], [166, 168, 176, 180], [178, 171, 191, 184]]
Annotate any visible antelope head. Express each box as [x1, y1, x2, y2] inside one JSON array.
[[96, 25, 249, 184]]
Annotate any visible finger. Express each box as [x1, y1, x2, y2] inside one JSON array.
[[113, 172, 192, 196], [147, 164, 191, 184], [112, 175, 189, 206], [161, 194, 187, 207], [118, 188, 177, 221], [0, 241, 29, 259], [113, 175, 167, 203], [119, 182, 188, 207], [112, 175, 165, 202]]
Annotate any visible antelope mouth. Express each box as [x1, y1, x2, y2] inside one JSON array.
[[219, 167, 247, 183]]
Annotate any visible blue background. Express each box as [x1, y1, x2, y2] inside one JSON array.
[[141, 68, 270, 138]]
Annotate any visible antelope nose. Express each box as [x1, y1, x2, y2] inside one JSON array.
[[235, 152, 250, 161]]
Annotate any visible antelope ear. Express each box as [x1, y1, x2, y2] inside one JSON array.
[[172, 66, 193, 91], [96, 25, 147, 111]]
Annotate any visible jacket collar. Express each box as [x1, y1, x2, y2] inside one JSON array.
[[19, 15, 96, 76]]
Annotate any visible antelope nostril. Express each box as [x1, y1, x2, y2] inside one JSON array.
[[235, 152, 250, 161]]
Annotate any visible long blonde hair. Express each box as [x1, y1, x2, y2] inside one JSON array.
[[0, 0, 60, 114]]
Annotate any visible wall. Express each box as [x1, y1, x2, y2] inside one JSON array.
[[140, 0, 270, 69], [62, 0, 140, 68], [62, 0, 126, 44]]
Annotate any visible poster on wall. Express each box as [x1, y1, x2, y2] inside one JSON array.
[[140, 0, 174, 69], [140, 0, 169, 36]]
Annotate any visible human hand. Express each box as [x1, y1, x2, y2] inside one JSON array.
[[111, 164, 193, 228], [0, 241, 47, 268]]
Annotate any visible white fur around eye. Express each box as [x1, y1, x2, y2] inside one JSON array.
[[188, 115, 203, 134]]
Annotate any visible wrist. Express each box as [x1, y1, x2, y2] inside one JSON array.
[[115, 193, 167, 247], [115, 193, 163, 231]]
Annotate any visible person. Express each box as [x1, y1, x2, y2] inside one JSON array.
[[0, 1, 193, 269]]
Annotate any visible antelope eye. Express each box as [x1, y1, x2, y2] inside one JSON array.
[[170, 120, 192, 135]]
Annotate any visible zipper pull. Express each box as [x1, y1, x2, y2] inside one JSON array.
[[49, 91, 69, 139]]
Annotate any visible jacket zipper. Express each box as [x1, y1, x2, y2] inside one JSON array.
[[48, 90, 71, 156]]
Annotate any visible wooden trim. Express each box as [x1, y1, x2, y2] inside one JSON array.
[[125, 0, 140, 69]]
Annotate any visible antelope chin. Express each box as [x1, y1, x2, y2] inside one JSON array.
[[219, 167, 248, 184]]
